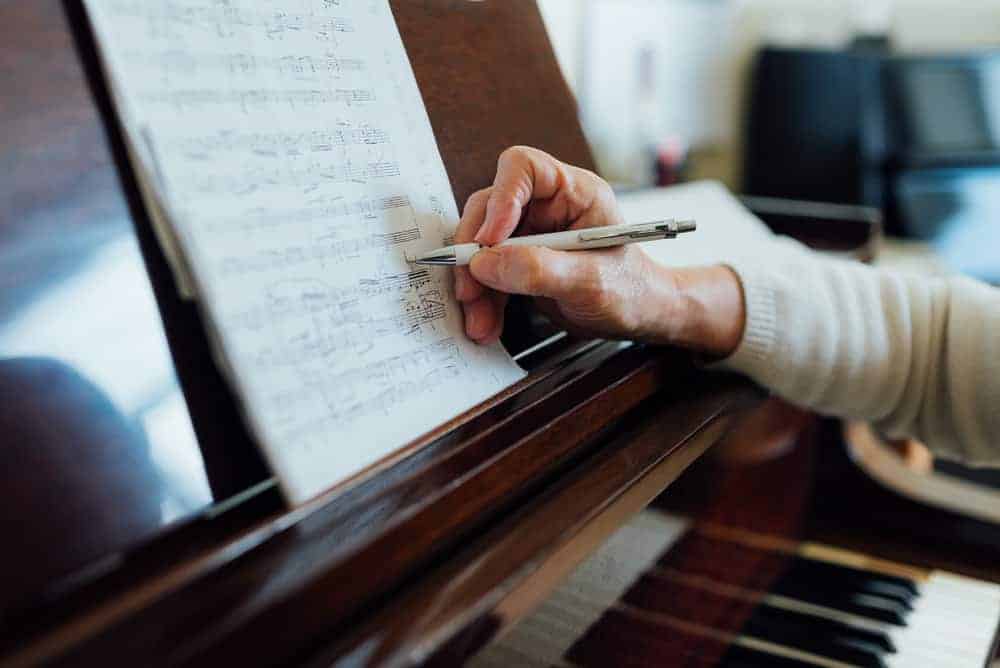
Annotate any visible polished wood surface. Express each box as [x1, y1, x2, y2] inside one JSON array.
[[660, 420, 1000, 585], [310, 369, 754, 667], [0, 0, 268, 618], [4, 348, 759, 666], [394, 0, 595, 206], [0, 0, 274, 622]]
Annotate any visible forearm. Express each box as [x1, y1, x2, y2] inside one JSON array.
[[706, 244, 1000, 464]]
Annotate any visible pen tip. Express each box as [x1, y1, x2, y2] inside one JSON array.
[[409, 247, 458, 266]]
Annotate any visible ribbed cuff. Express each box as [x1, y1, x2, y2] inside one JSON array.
[[714, 259, 779, 381]]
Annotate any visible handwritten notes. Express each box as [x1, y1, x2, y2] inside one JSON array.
[[83, 0, 526, 503]]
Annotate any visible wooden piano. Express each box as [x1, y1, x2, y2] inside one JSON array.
[[1, 2, 998, 666]]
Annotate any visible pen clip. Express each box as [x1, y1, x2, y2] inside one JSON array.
[[578, 220, 682, 243]]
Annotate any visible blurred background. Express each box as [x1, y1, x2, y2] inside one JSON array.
[[537, 0, 1000, 283]]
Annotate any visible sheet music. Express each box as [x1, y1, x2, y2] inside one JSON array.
[[82, 0, 526, 503]]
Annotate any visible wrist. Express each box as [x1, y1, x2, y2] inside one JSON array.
[[652, 264, 746, 357]]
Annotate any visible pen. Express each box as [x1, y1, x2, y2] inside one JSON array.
[[412, 219, 696, 266]]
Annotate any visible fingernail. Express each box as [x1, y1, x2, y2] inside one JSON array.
[[474, 221, 498, 245], [475, 197, 510, 244], [469, 249, 501, 287], [465, 307, 481, 339]]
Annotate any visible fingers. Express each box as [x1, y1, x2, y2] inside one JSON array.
[[454, 146, 623, 345], [462, 291, 508, 344], [454, 187, 492, 245], [523, 170, 623, 232], [469, 245, 594, 301], [454, 188, 491, 302], [455, 188, 507, 344], [475, 146, 567, 244]]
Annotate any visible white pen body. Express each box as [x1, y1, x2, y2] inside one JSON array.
[[448, 228, 628, 266], [499, 228, 625, 252], [417, 221, 694, 266], [450, 243, 483, 265]]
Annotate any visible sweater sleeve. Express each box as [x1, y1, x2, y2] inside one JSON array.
[[718, 240, 1000, 466]]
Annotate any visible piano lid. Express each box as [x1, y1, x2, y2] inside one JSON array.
[[0, 1, 282, 617]]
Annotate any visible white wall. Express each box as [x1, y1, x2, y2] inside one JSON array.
[[537, 0, 1000, 183], [536, 0, 583, 90], [574, 0, 739, 181], [890, 0, 1000, 52], [732, 0, 1000, 53]]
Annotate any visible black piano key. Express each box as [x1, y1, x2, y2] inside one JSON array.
[[664, 534, 920, 614], [768, 582, 911, 626], [780, 557, 920, 600], [840, 636, 897, 659], [772, 572, 913, 607], [860, 580, 918, 605], [741, 615, 888, 668], [753, 605, 896, 654], [775, 582, 913, 613], [719, 644, 818, 667]]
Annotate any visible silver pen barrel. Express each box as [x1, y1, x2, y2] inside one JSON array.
[[412, 248, 458, 265]]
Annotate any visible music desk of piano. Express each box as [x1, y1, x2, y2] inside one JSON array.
[[1, 2, 998, 666]]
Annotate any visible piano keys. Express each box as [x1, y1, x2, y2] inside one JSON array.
[[471, 511, 1000, 668]]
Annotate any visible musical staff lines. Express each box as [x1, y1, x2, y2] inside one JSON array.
[[226, 269, 435, 331], [105, 2, 356, 42], [171, 126, 389, 161], [270, 338, 465, 438], [215, 195, 412, 233], [217, 225, 422, 274], [179, 159, 400, 196], [139, 87, 376, 113], [240, 274, 448, 369], [124, 50, 366, 81]]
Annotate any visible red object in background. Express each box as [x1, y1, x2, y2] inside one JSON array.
[[655, 136, 687, 186]]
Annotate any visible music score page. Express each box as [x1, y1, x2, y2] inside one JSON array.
[[82, 0, 526, 503]]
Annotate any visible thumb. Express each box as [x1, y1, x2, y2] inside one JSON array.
[[469, 246, 585, 300]]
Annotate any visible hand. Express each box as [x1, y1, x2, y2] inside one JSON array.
[[454, 146, 668, 344], [453, 146, 746, 356]]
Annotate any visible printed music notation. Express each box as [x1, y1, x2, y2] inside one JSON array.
[[269, 339, 466, 444], [171, 127, 389, 161], [251, 289, 449, 367], [139, 87, 376, 113], [178, 159, 401, 197], [211, 195, 412, 233], [103, 2, 354, 42], [225, 269, 436, 332], [216, 229, 424, 275], [84, 0, 525, 502], [124, 50, 366, 81]]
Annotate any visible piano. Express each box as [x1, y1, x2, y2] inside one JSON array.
[[1, 2, 997, 666]]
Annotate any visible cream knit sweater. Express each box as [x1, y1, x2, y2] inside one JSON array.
[[722, 239, 1000, 466]]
